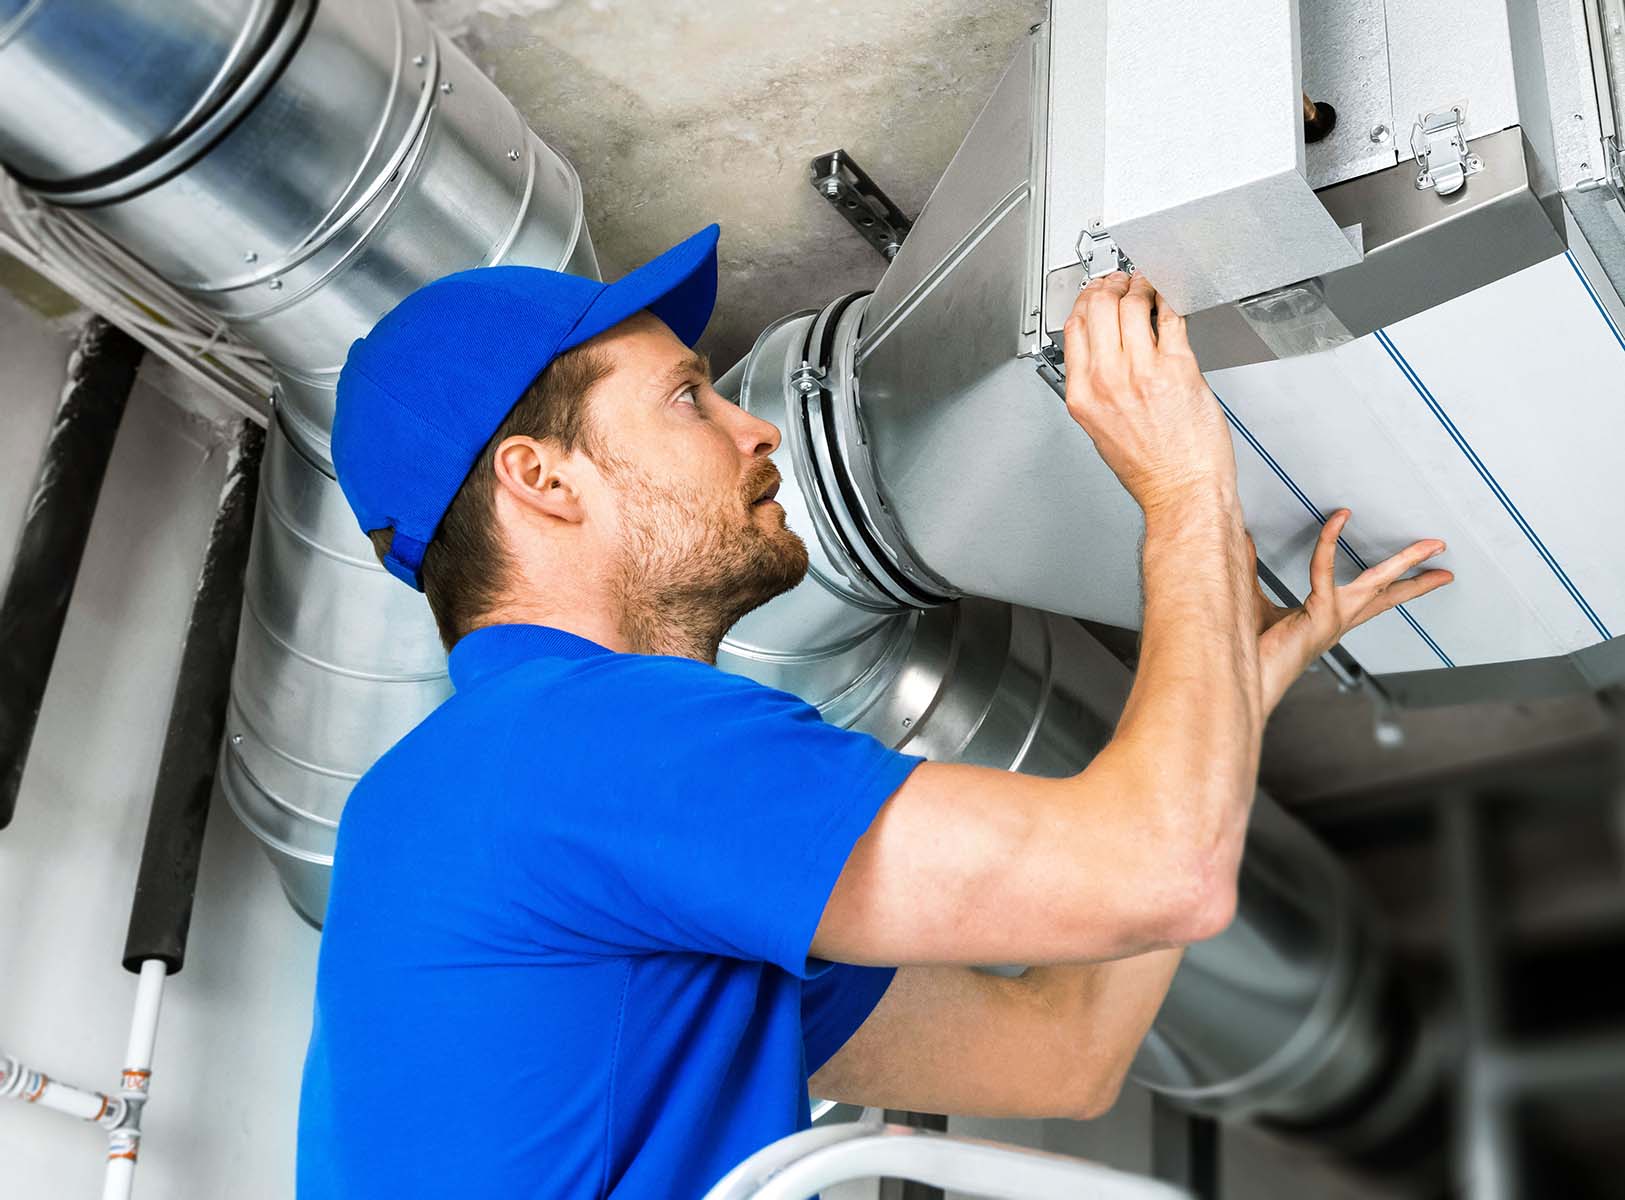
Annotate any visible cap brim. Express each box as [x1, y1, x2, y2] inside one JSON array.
[[560, 223, 720, 352]]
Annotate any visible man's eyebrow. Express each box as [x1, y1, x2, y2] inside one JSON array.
[[651, 351, 712, 392]]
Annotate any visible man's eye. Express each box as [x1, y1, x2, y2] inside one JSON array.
[[674, 386, 700, 408]]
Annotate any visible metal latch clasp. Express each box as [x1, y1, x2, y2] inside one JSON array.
[[1076, 226, 1132, 283], [1410, 106, 1482, 196]]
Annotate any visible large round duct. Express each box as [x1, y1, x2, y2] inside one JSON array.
[[0, 0, 596, 925]]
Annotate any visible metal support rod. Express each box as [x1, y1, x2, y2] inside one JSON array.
[[1442, 795, 1518, 1200], [0, 316, 143, 830], [1151, 1095, 1219, 1200], [122, 420, 263, 974]]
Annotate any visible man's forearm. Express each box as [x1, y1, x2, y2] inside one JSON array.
[[1083, 485, 1263, 932], [811, 952, 1185, 1120]]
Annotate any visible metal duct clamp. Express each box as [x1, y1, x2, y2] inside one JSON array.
[[1411, 107, 1482, 196]]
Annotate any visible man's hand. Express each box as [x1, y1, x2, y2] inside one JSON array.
[[1254, 510, 1453, 712], [1061, 272, 1236, 516]]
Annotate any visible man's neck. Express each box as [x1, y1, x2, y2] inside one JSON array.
[[478, 597, 723, 664]]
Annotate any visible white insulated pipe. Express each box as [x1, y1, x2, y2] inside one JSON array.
[[103, 959, 168, 1200]]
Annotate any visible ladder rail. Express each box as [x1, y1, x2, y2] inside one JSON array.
[[702, 1122, 1192, 1200]]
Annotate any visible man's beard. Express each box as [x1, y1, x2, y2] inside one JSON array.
[[606, 456, 810, 661]]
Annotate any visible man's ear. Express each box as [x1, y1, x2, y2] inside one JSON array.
[[491, 434, 587, 524]]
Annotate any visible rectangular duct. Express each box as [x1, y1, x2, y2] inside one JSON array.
[[851, 0, 1625, 700]]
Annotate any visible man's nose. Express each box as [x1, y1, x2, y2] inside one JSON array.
[[725, 403, 781, 458]]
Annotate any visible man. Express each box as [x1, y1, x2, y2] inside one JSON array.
[[298, 224, 1451, 1197]]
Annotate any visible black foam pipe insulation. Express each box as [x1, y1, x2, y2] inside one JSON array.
[[0, 315, 143, 830], [123, 419, 263, 974]]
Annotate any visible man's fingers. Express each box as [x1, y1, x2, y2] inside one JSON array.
[[1309, 509, 1350, 597], [1084, 272, 1130, 369], [1152, 289, 1190, 356], [1355, 568, 1455, 624], [1120, 273, 1158, 363], [1061, 296, 1093, 409], [1353, 537, 1447, 593]]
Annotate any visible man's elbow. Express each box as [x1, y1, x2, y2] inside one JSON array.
[[1063, 1043, 1144, 1121], [1151, 869, 1237, 947]]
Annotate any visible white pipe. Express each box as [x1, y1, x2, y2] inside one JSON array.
[[102, 960, 169, 1200], [0, 1052, 125, 1125]]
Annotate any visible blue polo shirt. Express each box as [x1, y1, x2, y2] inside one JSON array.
[[297, 623, 919, 1199]]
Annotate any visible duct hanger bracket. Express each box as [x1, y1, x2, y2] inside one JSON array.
[[810, 150, 913, 261], [1410, 106, 1481, 196]]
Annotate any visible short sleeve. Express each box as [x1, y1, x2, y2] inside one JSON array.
[[803, 962, 896, 1076], [494, 655, 921, 976]]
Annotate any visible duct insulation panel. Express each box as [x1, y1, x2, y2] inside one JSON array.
[[1210, 247, 1625, 681]]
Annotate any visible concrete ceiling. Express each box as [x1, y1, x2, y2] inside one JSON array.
[[419, 0, 1047, 368]]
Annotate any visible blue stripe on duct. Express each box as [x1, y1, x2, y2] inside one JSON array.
[[1373, 328, 1611, 641], [1213, 390, 1455, 669]]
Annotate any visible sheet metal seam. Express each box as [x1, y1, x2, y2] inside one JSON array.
[[1373, 327, 1612, 641], [1565, 249, 1625, 354], [1212, 390, 1456, 668]]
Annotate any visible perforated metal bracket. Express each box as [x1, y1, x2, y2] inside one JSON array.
[[1410, 106, 1482, 196], [809, 150, 914, 261]]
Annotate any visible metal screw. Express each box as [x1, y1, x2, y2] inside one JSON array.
[[440, 81, 454, 95], [795, 378, 817, 395], [885, 241, 902, 260], [1580, 161, 1590, 173], [1089, 218, 1104, 233], [507, 148, 520, 161], [243, 250, 258, 263], [821, 178, 841, 198], [231, 734, 243, 746], [1575, 112, 1586, 121], [268, 278, 283, 291], [1369, 123, 1391, 144], [901, 717, 912, 727], [413, 54, 427, 67]]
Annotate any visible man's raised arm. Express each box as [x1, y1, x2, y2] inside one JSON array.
[[812, 272, 1451, 968]]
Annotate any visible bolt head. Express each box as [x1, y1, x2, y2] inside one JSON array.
[[884, 241, 901, 259], [507, 148, 521, 161], [440, 81, 454, 95], [243, 250, 258, 263], [1369, 123, 1391, 144], [413, 54, 427, 67], [268, 278, 283, 291], [822, 179, 841, 198]]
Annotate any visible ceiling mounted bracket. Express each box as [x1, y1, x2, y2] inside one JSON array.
[[809, 149, 914, 261], [1410, 106, 1482, 196]]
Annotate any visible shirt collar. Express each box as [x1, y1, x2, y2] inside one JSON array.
[[447, 623, 614, 692]]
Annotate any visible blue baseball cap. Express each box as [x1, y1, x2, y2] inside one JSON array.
[[331, 224, 722, 589]]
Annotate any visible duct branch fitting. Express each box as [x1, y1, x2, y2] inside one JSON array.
[[0, 316, 143, 829], [123, 420, 264, 973]]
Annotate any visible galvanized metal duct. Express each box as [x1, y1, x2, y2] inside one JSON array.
[[810, 10, 1625, 700], [718, 310, 1437, 1152], [0, 0, 596, 924]]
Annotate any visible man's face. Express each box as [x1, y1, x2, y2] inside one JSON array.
[[580, 312, 809, 644]]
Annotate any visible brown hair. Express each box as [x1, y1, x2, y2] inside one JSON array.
[[369, 344, 614, 649]]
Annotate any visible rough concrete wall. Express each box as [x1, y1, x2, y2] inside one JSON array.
[[419, 0, 1046, 368]]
